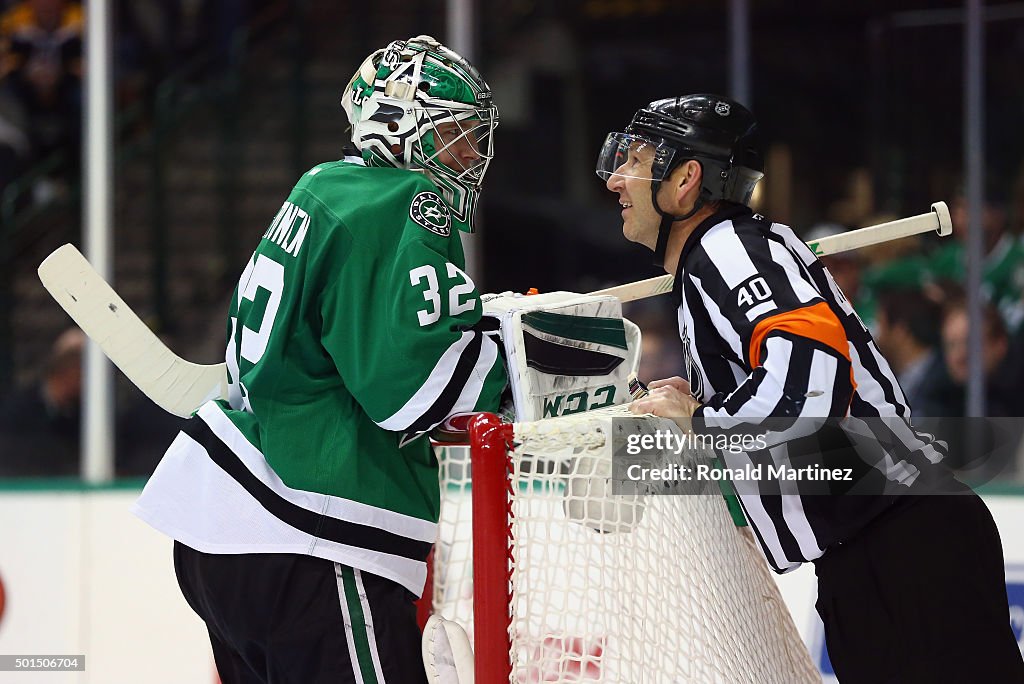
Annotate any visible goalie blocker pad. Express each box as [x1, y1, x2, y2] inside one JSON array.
[[482, 291, 641, 422]]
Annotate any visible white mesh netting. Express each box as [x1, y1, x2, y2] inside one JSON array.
[[433, 406, 819, 683]]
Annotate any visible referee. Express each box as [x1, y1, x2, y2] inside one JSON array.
[[599, 94, 1024, 683]]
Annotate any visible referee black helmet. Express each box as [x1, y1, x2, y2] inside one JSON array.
[[628, 95, 764, 205]]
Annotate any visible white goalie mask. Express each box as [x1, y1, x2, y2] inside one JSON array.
[[341, 35, 498, 230]]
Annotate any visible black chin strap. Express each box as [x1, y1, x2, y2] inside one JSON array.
[[650, 182, 705, 269]]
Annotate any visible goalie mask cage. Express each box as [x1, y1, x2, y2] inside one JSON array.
[[431, 409, 820, 683]]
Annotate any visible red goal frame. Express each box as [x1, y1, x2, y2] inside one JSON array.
[[466, 412, 514, 683]]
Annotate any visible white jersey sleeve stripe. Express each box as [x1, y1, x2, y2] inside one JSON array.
[[700, 221, 762, 288], [775, 443, 825, 559], [800, 348, 843, 418], [700, 336, 793, 426], [848, 344, 903, 418], [376, 331, 477, 431], [888, 418, 946, 464], [444, 332, 501, 418], [746, 301, 776, 322], [691, 274, 745, 364], [766, 239, 822, 305], [725, 451, 797, 572]]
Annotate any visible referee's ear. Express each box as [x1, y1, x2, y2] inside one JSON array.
[[663, 160, 703, 214]]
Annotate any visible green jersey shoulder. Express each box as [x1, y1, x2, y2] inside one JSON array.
[[216, 159, 505, 513], [285, 162, 462, 250]]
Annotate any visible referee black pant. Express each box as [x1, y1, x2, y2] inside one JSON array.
[[814, 493, 1024, 683], [173, 542, 427, 684]]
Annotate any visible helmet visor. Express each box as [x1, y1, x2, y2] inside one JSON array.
[[595, 132, 676, 182]]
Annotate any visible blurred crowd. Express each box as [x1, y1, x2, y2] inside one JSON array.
[[0, 0, 81, 199], [819, 187, 1024, 420], [0, 327, 184, 478], [0, 0, 249, 479], [0, 0, 250, 204]]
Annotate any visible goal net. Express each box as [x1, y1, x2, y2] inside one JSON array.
[[431, 406, 819, 683]]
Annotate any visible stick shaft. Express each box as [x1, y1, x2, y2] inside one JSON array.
[[36, 204, 951, 417], [591, 202, 951, 303]]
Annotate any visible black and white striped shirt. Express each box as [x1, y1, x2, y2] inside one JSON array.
[[677, 204, 956, 572]]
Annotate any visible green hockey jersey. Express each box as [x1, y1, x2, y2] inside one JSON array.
[[133, 160, 508, 594]]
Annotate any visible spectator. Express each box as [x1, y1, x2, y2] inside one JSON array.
[[937, 298, 1022, 417], [873, 288, 947, 417], [927, 186, 1024, 334], [0, 0, 83, 177], [927, 298, 1024, 481], [0, 327, 83, 477]]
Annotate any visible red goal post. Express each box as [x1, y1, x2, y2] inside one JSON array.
[[467, 413, 515, 681]]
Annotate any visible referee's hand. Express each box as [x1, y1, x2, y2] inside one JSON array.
[[629, 378, 700, 420], [647, 376, 692, 394]]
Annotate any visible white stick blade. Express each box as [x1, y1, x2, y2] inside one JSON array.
[[38, 244, 228, 417]]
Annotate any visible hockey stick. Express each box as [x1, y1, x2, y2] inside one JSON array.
[[38, 244, 228, 418], [591, 201, 953, 303], [37, 203, 951, 418]]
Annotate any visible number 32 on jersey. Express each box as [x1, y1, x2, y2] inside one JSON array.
[[226, 256, 477, 372], [408, 263, 476, 326]]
